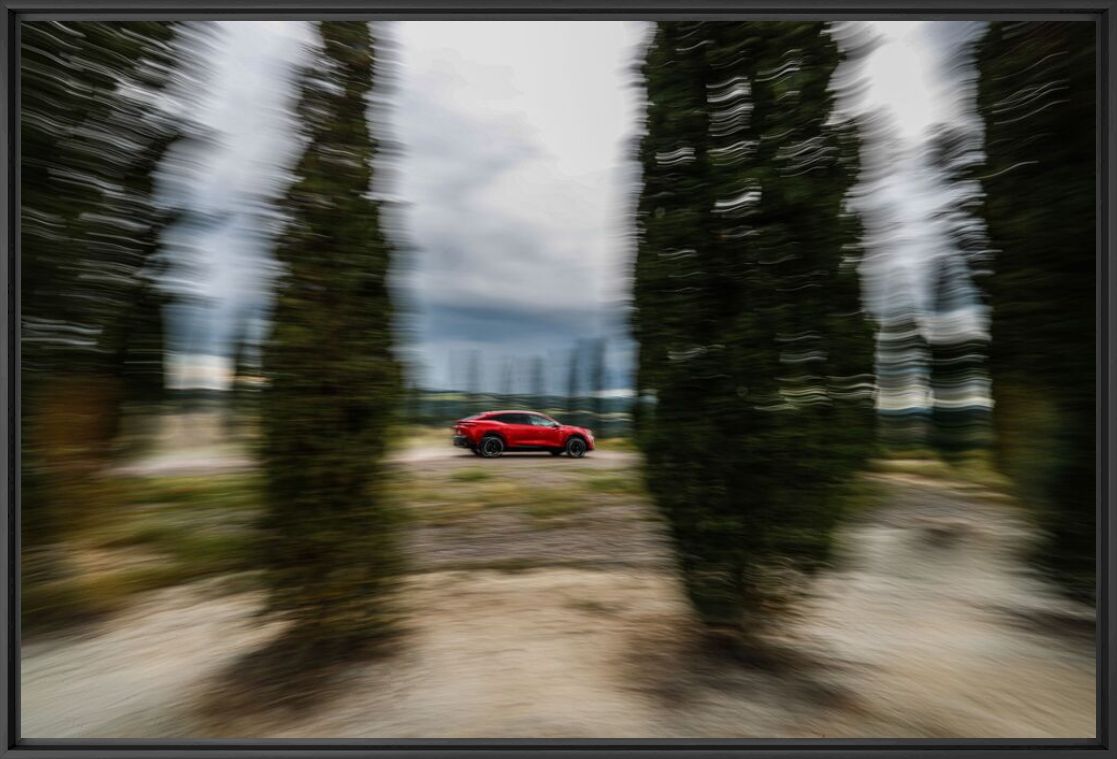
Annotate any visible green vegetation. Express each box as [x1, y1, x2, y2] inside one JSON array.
[[258, 22, 405, 652], [449, 468, 493, 483], [868, 448, 1010, 492], [20, 20, 198, 626], [583, 472, 645, 496], [23, 474, 261, 634], [594, 437, 638, 452], [386, 473, 588, 527], [22, 461, 647, 633], [18, 21, 1097, 668], [632, 22, 876, 638], [977, 22, 1096, 602]]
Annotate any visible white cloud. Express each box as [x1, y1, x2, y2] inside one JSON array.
[[388, 21, 648, 388]]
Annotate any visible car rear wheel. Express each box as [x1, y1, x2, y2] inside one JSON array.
[[565, 437, 587, 458], [479, 436, 504, 458]]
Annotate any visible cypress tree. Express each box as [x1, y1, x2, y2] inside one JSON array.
[[876, 309, 931, 450], [976, 22, 1096, 602], [259, 21, 404, 650], [633, 22, 875, 638], [926, 254, 991, 459], [466, 349, 482, 414], [588, 338, 607, 434], [21, 21, 188, 599], [531, 356, 547, 411], [566, 344, 581, 425], [924, 124, 992, 460], [499, 356, 515, 401], [225, 303, 258, 439]]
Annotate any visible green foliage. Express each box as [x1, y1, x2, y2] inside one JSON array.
[[259, 22, 405, 646], [24, 473, 261, 635], [588, 337, 607, 429], [449, 468, 492, 482], [632, 22, 875, 632], [20, 21, 192, 617], [976, 22, 1096, 602], [584, 472, 644, 495], [21, 21, 182, 383], [566, 344, 582, 425]]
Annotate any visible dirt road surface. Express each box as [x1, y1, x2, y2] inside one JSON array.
[[24, 452, 1095, 739]]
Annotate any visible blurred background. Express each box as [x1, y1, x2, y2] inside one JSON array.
[[19, 19, 1096, 739]]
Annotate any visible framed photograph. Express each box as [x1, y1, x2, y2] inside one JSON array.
[[1, 1, 1113, 757]]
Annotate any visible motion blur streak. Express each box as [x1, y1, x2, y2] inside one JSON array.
[[21, 21, 211, 622], [19, 20, 1096, 739]]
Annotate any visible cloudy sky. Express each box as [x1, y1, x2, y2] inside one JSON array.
[[388, 21, 647, 394], [161, 20, 984, 397]]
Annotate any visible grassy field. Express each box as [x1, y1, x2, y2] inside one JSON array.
[[23, 444, 655, 635], [24, 426, 1012, 637], [23, 473, 262, 633]]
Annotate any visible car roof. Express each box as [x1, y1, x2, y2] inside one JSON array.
[[484, 410, 547, 416]]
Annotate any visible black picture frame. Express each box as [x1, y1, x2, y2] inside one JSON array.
[[1, 1, 1113, 757]]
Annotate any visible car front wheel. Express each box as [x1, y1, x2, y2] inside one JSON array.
[[565, 437, 587, 458], [479, 436, 504, 458]]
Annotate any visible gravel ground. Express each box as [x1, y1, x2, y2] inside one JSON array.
[[21, 459, 1096, 739]]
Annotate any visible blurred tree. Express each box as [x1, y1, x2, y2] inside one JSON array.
[[925, 124, 992, 461], [466, 349, 482, 414], [566, 343, 581, 426], [259, 21, 404, 652], [20, 21, 194, 614], [531, 356, 546, 411], [633, 22, 875, 640], [225, 303, 259, 439], [874, 267, 930, 449], [976, 22, 1096, 602], [876, 311, 931, 450], [926, 254, 991, 459], [499, 357, 514, 400], [588, 338, 607, 433], [403, 358, 428, 425]]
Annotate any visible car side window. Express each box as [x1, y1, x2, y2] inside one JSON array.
[[528, 415, 554, 427], [494, 413, 526, 424]]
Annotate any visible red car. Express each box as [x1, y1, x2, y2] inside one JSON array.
[[452, 411, 595, 458]]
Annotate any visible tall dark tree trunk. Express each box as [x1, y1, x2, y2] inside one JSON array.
[[976, 21, 1096, 603], [20, 21, 193, 627], [259, 21, 404, 650], [633, 22, 875, 638]]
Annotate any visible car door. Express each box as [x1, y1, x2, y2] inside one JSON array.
[[528, 414, 561, 447], [500, 413, 535, 448]]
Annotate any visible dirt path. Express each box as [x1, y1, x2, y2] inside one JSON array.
[[20, 579, 281, 738], [22, 466, 1095, 739]]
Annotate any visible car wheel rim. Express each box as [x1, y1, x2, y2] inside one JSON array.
[[569, 440, 585, 457], [483, 439, 502, 457]]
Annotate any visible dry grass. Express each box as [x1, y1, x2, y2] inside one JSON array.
[[24, 473, 262, 636]]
